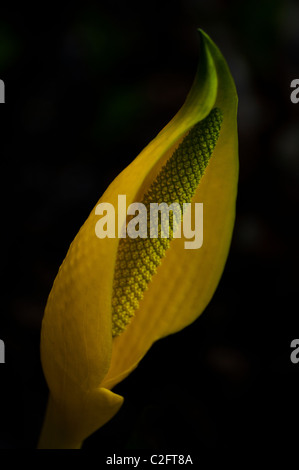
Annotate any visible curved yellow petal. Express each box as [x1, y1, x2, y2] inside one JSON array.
[[39, 29, 238, 448], [41, 29, 219, 394], [39, 210, 122, 447], [102, 30, 238, 389], [41, 214, 115, 394]]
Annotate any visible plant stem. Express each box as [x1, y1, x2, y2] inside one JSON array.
[[38, 395, 82, 449]]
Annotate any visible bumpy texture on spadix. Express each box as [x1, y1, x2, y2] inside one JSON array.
[[112, 107, 223, 336]]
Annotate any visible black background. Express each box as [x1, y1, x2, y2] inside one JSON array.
[[0, 0, 298, 455]]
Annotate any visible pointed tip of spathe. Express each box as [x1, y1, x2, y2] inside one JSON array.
[[196, 28, 208, 39]]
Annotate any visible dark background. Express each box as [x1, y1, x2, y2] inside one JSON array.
[[0, 0, 298, 454]]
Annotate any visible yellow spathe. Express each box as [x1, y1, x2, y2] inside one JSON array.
[[38, 29, 238, 449]]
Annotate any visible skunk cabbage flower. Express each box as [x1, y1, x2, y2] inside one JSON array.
[[38, 29, 238, 449]]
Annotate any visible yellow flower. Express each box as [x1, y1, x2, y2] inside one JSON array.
[[38, 29, 238, 449]]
